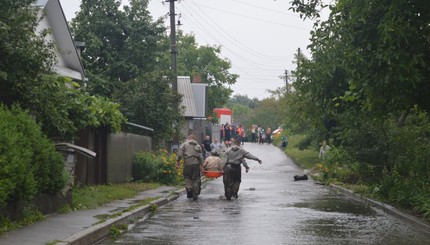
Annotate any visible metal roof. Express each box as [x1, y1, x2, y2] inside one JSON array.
[[177, 76, 198, 118], [191, 83, 208, 118]]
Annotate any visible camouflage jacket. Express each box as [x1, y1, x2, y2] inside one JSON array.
[[177, 139, 203, 165], [223, 145, 259, 168]]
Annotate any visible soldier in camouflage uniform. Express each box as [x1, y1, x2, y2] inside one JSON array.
[[176, 134, 203, 200], [223, 138, 262, 200]]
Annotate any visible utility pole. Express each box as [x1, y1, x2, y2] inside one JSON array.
[[167, 0, 177, 92], [285, 70, 289, 93], [166, 0, 179, 150]]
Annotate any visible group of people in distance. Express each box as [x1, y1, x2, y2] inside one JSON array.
[[250, 125, 273, 144], [220, 123, 246, 147], [176, 134, 262, 201]]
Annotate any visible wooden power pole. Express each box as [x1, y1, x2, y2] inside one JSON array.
[[166, 0, 179, 150], [167, 0, 177, 92]]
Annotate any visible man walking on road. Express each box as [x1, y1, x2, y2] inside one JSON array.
[[223, 138, 262, 200], [176, 134, 203, 200]]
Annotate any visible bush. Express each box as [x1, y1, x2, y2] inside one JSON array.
[[132, 149, 180, 185], [412, 189, 430, 220], [0, 104, 66, 208], [132, 152, 159, 182]]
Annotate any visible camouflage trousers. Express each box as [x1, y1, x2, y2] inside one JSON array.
[[223, 163, 242, 200], [183, 163, 201, 199]]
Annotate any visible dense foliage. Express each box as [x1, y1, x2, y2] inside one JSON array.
[[0, 0, 54, 107], [0, 0, 125, 226], [285, 0, 430, 217], [132, 150, 181, 185], [0, 105, 66, 208], [29, 76, 125, 139], [0, 0, 125, 139], [177, 31, 239, 111], [227, 93, 284, 137], [71, 0, 183, 141]]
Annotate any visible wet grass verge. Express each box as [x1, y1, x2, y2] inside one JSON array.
[[93, 197, 159, 225], [71, 182, 161, 210], [282, 135, 320, 170]]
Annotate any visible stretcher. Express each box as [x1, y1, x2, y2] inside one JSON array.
[[202, 170, 224, 178]]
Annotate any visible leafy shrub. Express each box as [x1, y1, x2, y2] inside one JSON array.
[[133, 152, 159, 182], [412, 189, 430, 220], [32, 76, 125, 140], [0, 104, 66, 208], [133, 149, 180, 185], [296, 134, 314, 150]]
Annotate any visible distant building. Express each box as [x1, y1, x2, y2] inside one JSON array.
[[177, 76, 208, 144], [213, 107, 233, 125]]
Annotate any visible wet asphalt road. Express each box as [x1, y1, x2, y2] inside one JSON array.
[[99, 143, 430, 245]]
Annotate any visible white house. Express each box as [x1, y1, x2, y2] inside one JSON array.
[[35, 0, 85, 81]]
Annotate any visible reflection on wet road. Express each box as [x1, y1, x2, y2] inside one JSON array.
[[99, 144, 430, 245]]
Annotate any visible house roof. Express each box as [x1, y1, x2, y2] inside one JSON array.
[[177, 76, 198, 118], [36, 0, 85, 81]]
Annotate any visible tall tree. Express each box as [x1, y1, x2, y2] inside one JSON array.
[[176, 31, 239, 111], [292, 0, 430, 117], [0, 0, 124, 139], [71, 0, 181, 141], [71, 0, 170, 97], [289, 0, 430, 210], [250, 96, 284, 131], [0, 0, 54, 106], [115, 72, 182, 141]]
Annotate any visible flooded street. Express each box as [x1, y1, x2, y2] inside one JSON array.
[[100, 143, 430, 245]]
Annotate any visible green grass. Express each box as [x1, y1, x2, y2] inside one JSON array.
[[72, 182, 161, 210], [1, 183, 164, 235], [283, 135, 320, 170], [94, 197, 159, 225], [0, 206, 45, 235]]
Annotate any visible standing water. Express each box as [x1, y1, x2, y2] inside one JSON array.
[[99, 144, 430, 245]]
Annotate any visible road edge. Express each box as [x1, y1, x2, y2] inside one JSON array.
[[330, 184, 430, 235], [55, 189, 186, 245]]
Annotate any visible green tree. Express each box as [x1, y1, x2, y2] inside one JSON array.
[[71, 0, 181, 141], [226, 95, 259, 132], [0, 0, 55, 106], [0, 0, 125, 139], [250, 96, 283, 131], [292, 0, 430, 117], [289, 0, 430, 215], [71, 0, 170, 97], [177, 31, 239, 111], [228, 94, 259, 108], [115, 72, 182, 142]]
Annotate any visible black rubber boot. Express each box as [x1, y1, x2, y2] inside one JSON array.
[[225, 189, 232, 200], [186, 190, 192, 198]]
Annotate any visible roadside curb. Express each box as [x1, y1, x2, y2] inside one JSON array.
[[330, 184, 430, 235], [56, 189, 186, 245]]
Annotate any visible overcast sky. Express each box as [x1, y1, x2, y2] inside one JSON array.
[[59, 0, 318, 100]]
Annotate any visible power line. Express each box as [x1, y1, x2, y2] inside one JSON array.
[[187, 1, 311, 31], [179, 4, 287, 70], [183, 1, 290, 60], [231, 0, 299, 17]]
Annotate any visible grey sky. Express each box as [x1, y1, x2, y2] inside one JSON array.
[[59, 0, 317, 99]]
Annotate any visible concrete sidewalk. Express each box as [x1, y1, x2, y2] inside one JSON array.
[[0, 186, 183, 245]]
